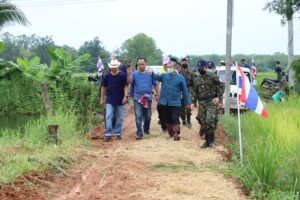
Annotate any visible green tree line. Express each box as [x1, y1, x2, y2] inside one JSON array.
[[187, 53, 300, 72], [3, 32, 300, 73]]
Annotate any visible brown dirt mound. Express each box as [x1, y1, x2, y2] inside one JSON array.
[[0, 171, 53, 200]]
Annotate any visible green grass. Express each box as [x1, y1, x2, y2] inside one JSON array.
[[0, 75, 100, 118], [220, 95, 300, 199], [0, 79, 44, 116], [0, 74, 101, 185], [0, 109, 89, 185], [72, 72, 90, 77], [255, 72, 277, 87], [254, 72, 278, 100], [149, 160, 199, 172]]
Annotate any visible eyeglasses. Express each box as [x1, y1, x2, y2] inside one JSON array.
[[138, 63, 145, 66]]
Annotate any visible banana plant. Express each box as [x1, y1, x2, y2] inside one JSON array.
[[0, 59, 27, 80], [0, 41, 31, 80], [46, 46, 90, 87], [17, 56, 47, 78]]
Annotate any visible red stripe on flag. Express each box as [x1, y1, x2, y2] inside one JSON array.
[[261, 109, 268, 118], [237, 67, 247, 103]]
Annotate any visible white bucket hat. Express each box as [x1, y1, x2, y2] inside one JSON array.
[[108, 59, 121, 68]]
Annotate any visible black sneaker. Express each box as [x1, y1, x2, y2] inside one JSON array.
[[182, 121, 187, 126], [173, 133, 180, 141], [104, 136, 112, 142], [136, 135, 143, 140], [199, 128, 205, 137], [144, 131, 150, 135], [116, 136, 122, 140], [200, 141, 213, 148]]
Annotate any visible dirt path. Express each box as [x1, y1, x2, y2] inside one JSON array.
[[1, 104, 248, 200]]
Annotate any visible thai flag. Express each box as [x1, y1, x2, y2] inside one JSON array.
[[96, 56, 104, 72], [236, 66, 268, 118], [251, 58, 257, 78]]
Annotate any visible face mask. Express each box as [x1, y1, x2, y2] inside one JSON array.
[[181, 64, 188, 69], [167, 68, 175, 74], [207, 69, 213, 74], [199, 69, 206, 75]]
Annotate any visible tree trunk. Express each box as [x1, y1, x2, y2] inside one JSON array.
[[225, 0, 233, 115], [40, 82, 58, 144], [48, 125, 58, 144], [287, 19, 294, 88], [40, 82, 52, 115]]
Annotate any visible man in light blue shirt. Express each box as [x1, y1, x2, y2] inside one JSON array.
[[130, 58, 159, 139]]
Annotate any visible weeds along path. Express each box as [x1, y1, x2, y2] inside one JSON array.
[[0, 104, 248, 200], [44, 103, 248, 200]]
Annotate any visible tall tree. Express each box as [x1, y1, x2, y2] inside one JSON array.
[[119, 33, 163, 65], [0, 0, 30, 30], [0, 32, 55, 65], [264, 0, 300, 88], [78, 37, 110, 72]]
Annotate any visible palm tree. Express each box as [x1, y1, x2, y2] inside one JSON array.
[[0, 0, 30, 30]]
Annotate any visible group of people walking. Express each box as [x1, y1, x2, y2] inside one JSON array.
[[99, 56, 224, 148]]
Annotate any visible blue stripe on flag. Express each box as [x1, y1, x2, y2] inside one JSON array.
[[238, 76, 242, 88], [245, 85, 258, 110]]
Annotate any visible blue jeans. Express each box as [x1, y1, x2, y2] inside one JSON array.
[[104, 104, 124, 137], [134, 100, 152, 136]]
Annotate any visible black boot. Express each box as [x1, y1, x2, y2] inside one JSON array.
[[186, 117, 192, 129], [199, 127, 205, 137], [173, 124, 180, 141], [167, 124, 173, 138], [161, 121, 167, 132], [200, 141, 213, 148], [207, 127, 215, 144], [201, 128, 214, 148]]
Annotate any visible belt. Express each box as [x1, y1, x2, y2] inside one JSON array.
[[198, 95, 217, 101]]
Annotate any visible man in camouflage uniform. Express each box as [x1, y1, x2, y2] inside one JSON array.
[[179, 57, 194, 128], [193, 60, 224, 148]]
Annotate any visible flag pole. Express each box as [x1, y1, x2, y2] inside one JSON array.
[[236, 61, 243, 165]]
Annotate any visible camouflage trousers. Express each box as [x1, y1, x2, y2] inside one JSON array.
[[180, 99, 192, 123], [196, 100, 218, 143]]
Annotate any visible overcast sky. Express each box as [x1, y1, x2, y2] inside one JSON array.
[[3, 0, 300, 57]]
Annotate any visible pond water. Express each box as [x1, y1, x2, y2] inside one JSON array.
[[0, 115, 39, 131]]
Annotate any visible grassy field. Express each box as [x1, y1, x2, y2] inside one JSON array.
[[220, 95, 300, 199], [255, 72, 276, 86], [0, 108, 89, 185], [219, 70, 299, 199], [0, 70, 101, 185], [254, 72, 285, 102]]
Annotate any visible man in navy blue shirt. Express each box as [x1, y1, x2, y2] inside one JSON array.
[[240, 58, 250, 69], [130, 58, 159, 139], [99, 59, 128, 142]]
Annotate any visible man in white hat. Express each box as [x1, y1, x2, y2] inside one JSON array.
[[99, 59, 128, 142]]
